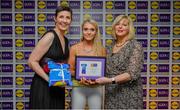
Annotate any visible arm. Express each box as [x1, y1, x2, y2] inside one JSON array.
[[28, 32, 54, 82], [68, 45, 76, 76], [102, 47, 107, 57], [96, 43, 144, 84]]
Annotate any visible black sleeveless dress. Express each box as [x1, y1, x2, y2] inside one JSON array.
[[29, 30, 69, 109]]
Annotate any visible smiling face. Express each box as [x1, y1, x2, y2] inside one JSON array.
[[115, 18, 129, 38], [54, 10, 72, 32], [82, 22, 97, 41]]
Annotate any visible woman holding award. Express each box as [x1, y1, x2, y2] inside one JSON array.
[[68, 19, 106, 109], [28, 6, 72, 109], [95, 15, 144, 109]]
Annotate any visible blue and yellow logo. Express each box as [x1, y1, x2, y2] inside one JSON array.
[[150, 76, 158, 85], [83, 1, 91, 9], [16, 64, 24, 73], [150, 64, 158, 73], [151, 26, 159, 35], [150, 39, 158, 47], [15, 13, 23, 22], [150, 52, 158, 60], [106, 1, 113, 9], [151, 14, 159, 22], [38, 26, 46, 35], [106, 14, 113, 22], [15, 1, 23, 9], [16, 102, 24, 110], [149, 89, 157, 97], [149, 101, 157, 109], [173, 14, 180, 22], [16, 39, 23, 47], [38, 1, 46, 9], [16, 77, 24, 85], [15, 26, 23, 35], [174, 1, 180, 9], [16, 51, 24, 60], [151, 1, 159, 9], [128, 1, 136, 9], [173, 27, 180, 35]]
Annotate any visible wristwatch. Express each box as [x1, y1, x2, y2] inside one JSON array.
[[111, 78, 116, 84]]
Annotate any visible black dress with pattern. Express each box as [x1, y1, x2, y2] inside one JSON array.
[[29, 30, 69, 109], [105, 39, 144, 109]]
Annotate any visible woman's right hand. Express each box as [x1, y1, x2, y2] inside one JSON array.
[[95, 77, 111, 85], [80, 77, 96, 85]]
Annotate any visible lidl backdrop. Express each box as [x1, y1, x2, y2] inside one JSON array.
[[0, 0, 180, 109]]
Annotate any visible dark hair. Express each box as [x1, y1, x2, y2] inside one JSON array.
[[55, 6, 73, 19]]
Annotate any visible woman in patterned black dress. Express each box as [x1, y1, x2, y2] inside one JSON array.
[[28, 6, 72, 109], [96, 15, 144, 109]]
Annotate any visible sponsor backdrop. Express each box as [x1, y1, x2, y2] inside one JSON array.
[[0, 0, 180, 109]]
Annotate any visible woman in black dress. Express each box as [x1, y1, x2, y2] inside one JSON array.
[[28, 6, 72, 109]]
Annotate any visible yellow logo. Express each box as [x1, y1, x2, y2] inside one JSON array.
[[128, 1, 136, 9], [149, 89, 157, 97], [16, 64, 24, 73], [174, 1, 180, 9], [150, 64, 158, 73], [15, 13, 23, 22], [106, 14, 113, 22], [173, 27, 180, 35], [15, 26, 23, 35], [151, 1, 159, 9], [150, 52, 158, 60], [172, 52, 180, 60], [106, 26, 112, 35], [83, 1, 91, 9], [16, 89, 24, 98], [38, 1, 46, 9], [150, 39, 158, 47], [151, 14, 159, 22], [38, 26, 46, 35], [16, 77, 24, 85], [173, 39, 180, 47], [171, 101, 179, 109], [150, 76, 158, 85], [106, 39, 113, 46], [83, 14, 91, 20], [15, 1, 23, 9], [16, 51, 24, 60], [151, 26, 159, 35], [38, 13, 46, 22], [16, 102, 24, 110], [171, 89, 179, 97], [106, 1, 113, 9], [16, 39, 23, 47], [149, 101, 157, 109], [172, 77, 179, 85], [172, 64, 179, 72], [129, 14, 136, 22], [60, 1, 69, 7], [173, 14, 180, 22]]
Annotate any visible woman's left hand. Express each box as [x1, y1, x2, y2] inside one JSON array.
[[95, 77, 111, 85]]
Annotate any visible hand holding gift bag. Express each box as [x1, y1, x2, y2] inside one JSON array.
[[48, 60, 73, 87]]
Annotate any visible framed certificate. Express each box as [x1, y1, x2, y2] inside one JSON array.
[[75, 56, 106, 80]]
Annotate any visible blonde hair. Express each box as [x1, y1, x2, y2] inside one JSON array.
[[112, 15, 135, 40], [81, 19, 104, 56]]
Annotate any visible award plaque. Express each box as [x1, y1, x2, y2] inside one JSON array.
[[75, 56, 106, 80]]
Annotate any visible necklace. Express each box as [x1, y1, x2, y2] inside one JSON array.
[[82, 42, 93, 53], [83, 48, 93, 53], [115, 40, 128, 47]]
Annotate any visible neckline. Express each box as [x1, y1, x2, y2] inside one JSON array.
[[53, 30, 66, 55]]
